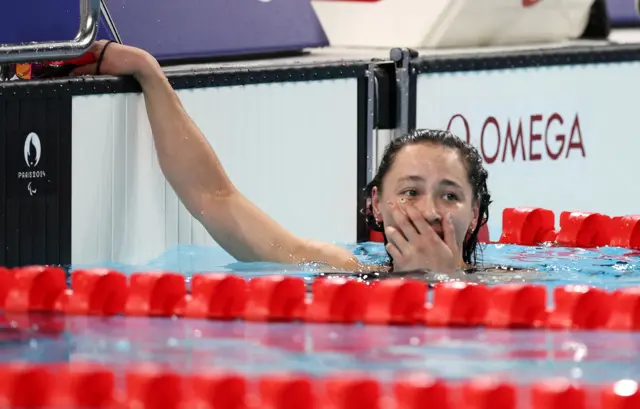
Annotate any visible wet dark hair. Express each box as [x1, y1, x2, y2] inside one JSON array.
[[364, 129, 492, 267]]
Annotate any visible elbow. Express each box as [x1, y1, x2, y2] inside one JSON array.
[[189, 187, 238, 221]]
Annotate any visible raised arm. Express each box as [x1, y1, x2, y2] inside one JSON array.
[[73, 41, 362, 270]]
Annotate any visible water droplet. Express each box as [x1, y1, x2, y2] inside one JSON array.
[[571, 367, 583, 379], [115, 339, 131, 351]]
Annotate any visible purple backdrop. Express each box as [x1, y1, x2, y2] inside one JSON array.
[[0, 0, 328, 62]]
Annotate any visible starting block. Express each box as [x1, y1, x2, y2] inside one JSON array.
[[311, 0, 597, 49]]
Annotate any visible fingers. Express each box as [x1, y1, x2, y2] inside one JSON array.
[[70, 41, 112, 76], [88, 40, 110, 56], [401, 201, 440, 241], [398, 201, 445, 250], [384, 226, 410, 247], [388, 200, 420, 242], [385, 241, 403, 261], [442, 212, 459, 253], [70, 64, 97, 76], [385, 225, 409, 253]]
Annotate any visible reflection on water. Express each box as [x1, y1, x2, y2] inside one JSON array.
[[2, 312, 640, 383]]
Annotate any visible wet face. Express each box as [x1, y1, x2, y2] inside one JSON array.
[[371, 142, 478, 251]]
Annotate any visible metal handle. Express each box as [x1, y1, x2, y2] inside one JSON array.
[[0, 0, 101, 64], [390, 47, 418, 139]]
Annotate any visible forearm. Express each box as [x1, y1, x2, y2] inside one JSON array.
[[134, 59, 236, 210], [129, 57, 298, 262]]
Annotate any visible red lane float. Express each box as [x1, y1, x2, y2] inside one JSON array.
[[0, 267, 13, 308], [484, 284, 547, 329], [3, 266, 66, 312], [426, 282, 489, 327], [610, 215, 640, 250], [58, 269, 128, 316], [500, 207, 555, 246], [607, 288, 640, 331], [0, 362, 635, 409], [556, 211, 612, 248], [600, 380, 640, 409], [52, 363, 116, 409], [245, 276, 306, 322], [177, 274, 246, 320], [0, 364, 55, 409], [125, 272, 186, 317], [530, 379, 586, 409], [547, 286, 613, 330], [0, 363, 116, 409], [499, 207, 640, 248], [364, 279, 427, 325], [393, 374, 450, 409], [259, 375, 314, 409], [323, 375, 381, 409], [306, 278, 369, 323], [461, 377, 517, 409], [191, 371, 247, 409], [126, 365, 184, 409], [0, 266, 638, 331]]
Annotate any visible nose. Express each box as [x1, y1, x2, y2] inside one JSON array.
[[419, 194, 442, 224]]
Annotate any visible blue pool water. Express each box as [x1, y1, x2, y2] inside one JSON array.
[[6, 243, 640, 383], [71, 242, 640, 290]]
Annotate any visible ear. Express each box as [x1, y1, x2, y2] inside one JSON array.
[[371, 186, 382, 222], [471, 200, 480, 231]]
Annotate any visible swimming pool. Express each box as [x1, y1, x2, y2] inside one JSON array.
[[0, 240, 639, 409], [4, 241, 639, 382]]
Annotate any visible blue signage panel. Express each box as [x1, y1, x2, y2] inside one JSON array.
[[0, 0, 114, 45], [0, 0, 328, 62], [103, 0, 328, 60], [606, 0, 640, 26]]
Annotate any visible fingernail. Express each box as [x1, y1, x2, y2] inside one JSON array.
[[447, 213, 452, 222]]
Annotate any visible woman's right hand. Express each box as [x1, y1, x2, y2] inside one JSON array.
[[71, 40, 160, 82], [385, 200, 464, 275]]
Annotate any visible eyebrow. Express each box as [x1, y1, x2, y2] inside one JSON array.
[[397, 175, 425, 183], [397, 175, 464, 189]]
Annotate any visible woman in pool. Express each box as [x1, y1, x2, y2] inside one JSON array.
[[74, 41, 491, 276]]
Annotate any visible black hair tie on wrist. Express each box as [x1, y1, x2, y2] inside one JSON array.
[[96, 40, 116, 75]]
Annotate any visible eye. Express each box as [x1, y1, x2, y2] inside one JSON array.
[[402, 189, 419, 198], [443, 192, 459, 201]]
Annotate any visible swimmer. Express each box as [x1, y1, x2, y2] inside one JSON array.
[[72, 41, 491, 276]]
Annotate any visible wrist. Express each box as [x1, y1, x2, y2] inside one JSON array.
[[132, 51, 165, 87]]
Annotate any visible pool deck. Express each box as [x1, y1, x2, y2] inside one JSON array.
[[156, 28, 640, 74]]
